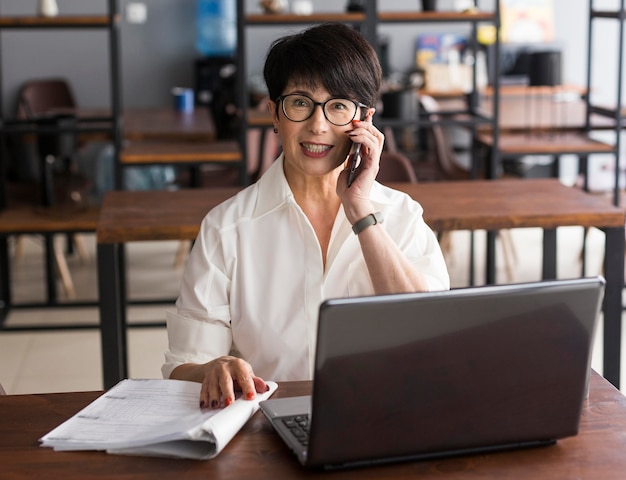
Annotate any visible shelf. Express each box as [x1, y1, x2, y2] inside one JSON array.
[[245, 10, 495, 25], [0, 15, 118, 28], [245, 12, 366, 25], [586, 2, 626, 205], [378, 11, 496, 23], [238, 0, 501, 179]]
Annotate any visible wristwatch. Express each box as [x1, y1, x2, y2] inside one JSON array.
[[352, 211, 384, 235]]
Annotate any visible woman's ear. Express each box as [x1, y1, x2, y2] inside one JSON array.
[[268, 98, 279, 129]]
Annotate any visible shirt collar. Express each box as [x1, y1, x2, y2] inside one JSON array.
[[253, 153, 396, 217], [253, 153, 295, 217]]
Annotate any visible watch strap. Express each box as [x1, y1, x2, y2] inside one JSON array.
[[352, 211, 384, 235]]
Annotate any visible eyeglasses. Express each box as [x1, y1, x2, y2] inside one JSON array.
[[277, 94, 368, 126]]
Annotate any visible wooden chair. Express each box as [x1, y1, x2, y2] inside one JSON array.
[[7, 78, 91, 298]]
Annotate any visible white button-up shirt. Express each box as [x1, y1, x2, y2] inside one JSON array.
[[162, 155, 449, 381]]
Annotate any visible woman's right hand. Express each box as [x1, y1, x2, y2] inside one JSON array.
[[197, 356, 269, 409]]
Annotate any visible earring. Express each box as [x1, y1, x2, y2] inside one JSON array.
[[273, 127, 278, 134]]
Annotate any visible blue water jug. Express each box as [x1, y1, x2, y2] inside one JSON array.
[[196, 0, 237, 57]]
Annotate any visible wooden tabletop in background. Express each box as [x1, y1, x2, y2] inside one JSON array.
[[96, 179, 624, 244]]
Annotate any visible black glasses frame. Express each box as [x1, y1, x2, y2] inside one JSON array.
[[277, 94, 369, 126]]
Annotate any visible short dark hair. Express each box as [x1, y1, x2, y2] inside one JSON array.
[[263, 23, 382, 109]]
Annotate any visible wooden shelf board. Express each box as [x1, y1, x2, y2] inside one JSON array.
[[378, 11, 495, 22], [0, 15, 115, 27], [245, 12, 365, 24]]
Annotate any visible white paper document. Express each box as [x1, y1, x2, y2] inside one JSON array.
[[40, 378, 278, 460]]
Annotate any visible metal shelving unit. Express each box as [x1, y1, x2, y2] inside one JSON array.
[[235, 0, 500, 183], [235, 0, 500, 287], [585, 0, 626, 207], [0, 0, 122, 324]]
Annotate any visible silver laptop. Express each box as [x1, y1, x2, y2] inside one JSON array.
[[260, 276, 605, 470]]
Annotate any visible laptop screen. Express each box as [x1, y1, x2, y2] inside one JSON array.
[[306, 277, 604, 467]]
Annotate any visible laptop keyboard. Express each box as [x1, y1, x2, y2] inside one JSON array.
[[282, 415, 310, 446]]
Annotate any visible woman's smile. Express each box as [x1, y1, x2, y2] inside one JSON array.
[[300, 142, 333, 157]]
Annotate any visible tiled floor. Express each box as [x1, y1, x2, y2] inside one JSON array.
[[0, 223, 623, 394]]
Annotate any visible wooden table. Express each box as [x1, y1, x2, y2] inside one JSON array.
[[0, 205, 101, 324], [46, 106, 237, 182], [96, 179, 625, 390], [122, 108, 216, 142], [436, 85, 612, 132], [119, 109, 246, 186], [476, 131, 615, 158], [2, 372, 626, 479], [434, 88, 616, 182]]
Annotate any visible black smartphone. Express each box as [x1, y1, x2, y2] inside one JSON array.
[[346, 142, 362, 187], [346, 109, 367, 187]]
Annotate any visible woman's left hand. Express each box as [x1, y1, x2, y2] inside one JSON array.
[[337, 109, 385, 223]]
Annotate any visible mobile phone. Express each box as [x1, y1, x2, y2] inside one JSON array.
[[346, 109, 368, 187], [346, 142, 362, 187]]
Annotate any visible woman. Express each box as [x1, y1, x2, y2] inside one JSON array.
[[162, 23, 449, 408]]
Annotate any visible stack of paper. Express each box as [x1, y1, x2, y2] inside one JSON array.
[[40, 378, 278, 460]]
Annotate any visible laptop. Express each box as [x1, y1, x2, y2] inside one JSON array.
[[260, 276, 605, 470]]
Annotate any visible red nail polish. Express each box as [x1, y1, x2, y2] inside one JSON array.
[[225, 397, 233, 406], [246, 392, 255, 400]]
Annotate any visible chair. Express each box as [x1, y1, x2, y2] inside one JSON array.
[[377, 150, 418, 184], [413, 95, 473, 182], [16, 78, 90, 204], [414, 95, 518, 282], [7, 78, 91, 298], [17, 78, 76, 119]]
